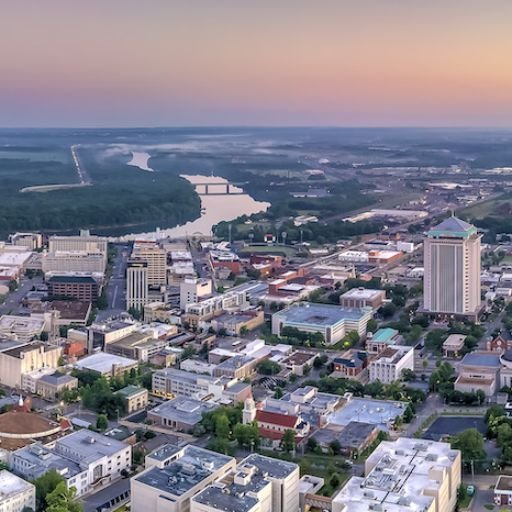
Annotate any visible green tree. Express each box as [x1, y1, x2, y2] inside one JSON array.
[[281, 429, 296, 453], [34, 470, 65, 512], [329, 439, 341, 455], [46, 482, 82, 512], [233, 423, 260, 450], [96, 414, 108, 431], [256, 360, 282, 375], [451, 428, 486, 467], [215, 414, 231, 439], [306, 437, 319, 452]]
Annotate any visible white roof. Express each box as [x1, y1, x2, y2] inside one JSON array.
[[0, 251, 32, 267], [0, 470, 34, 498], [75, 352, 137, 373]]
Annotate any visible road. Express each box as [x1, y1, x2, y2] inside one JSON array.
[[97, 244, 129, 321]]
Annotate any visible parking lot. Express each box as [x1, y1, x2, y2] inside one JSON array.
[[423, 416, 486, 441]]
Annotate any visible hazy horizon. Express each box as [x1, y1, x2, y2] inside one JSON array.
[[1, 0, 511, 127]]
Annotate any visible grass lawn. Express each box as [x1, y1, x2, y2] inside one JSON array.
[[458, 194, 510, 219], [238, 244, 302, 258]]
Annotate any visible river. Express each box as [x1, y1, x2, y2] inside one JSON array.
[[116, 175, 269, 241]]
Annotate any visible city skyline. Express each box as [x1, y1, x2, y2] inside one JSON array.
[[1, 0, 512, 127]]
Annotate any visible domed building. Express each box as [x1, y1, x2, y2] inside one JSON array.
[[0, 396, 69, 461]]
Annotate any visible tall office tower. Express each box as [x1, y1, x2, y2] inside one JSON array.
[[127, 259, 148, 311], [131, 241, 167, 286], [423, 216, 481, 318]]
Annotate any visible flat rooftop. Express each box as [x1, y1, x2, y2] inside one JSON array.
[[0, 470, 34, 499], [461, 351, 501, 368], [332, 437, 460, 512], [54, 429, 128, 465], [275, 302, 367, 326], [135, 445, 233, 496], [242, 453, 298, 479], [370, 327, 399, 344], [326, 397, 407, 431], [149, 396, 218, 426], [74, 352, 137, 374], [341, 288, 384, 300]]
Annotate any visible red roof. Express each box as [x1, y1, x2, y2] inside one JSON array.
[[256, 409, 298, 428], [259, 427, 304, 443]]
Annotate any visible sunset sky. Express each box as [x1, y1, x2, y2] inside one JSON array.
[[1, 0, 512, 127]]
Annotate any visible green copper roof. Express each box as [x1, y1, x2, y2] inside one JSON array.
[[427, 216, 477, 238]]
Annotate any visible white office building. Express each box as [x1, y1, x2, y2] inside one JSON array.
[[11, 430, 131, 498], [368, 345, 415, 384], [180, 277, 212, 310], [423, 216, 481, 318], [127, 259, 148, 310]]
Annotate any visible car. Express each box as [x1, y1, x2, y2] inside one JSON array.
[[466, 485, 475, 496]]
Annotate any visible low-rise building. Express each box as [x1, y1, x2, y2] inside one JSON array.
[[0, 470, 36, 512], [368, 345, 415, 384], [131, 445, 236, 512], [36, 372, 78, 400], [281, 351, 317, 376], [365, 327, 400, 354], [443, 334, 466, 358], [311, 421, 379, 458], [208, 310, 265, 336], [0, 315, 46, 342], [147, 396, 218, 431], [332, 350, 368, 379], [11, 429, 131, 497], [272, 302, 373, 345], [115, 385, 148, 414], [105, 332, 170, 362], [495, 475, 512, 507], [74, 352, 138, 379], [332, 438, 461, 512], [339, 288, 386, 310], [454, 351, 501, 397]]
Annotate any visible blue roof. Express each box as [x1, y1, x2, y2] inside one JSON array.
[[461, 352, 501, 368], [371, 328, 399, 344], [276, 302, 369, 326]]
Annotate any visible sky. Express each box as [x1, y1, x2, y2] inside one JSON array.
[[1, 0, 511, 127]]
